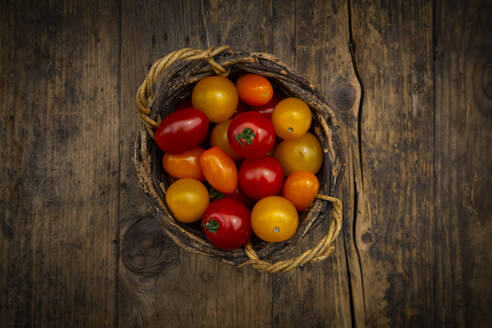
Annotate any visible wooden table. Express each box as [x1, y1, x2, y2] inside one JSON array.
[[1, 1, 490, 327]]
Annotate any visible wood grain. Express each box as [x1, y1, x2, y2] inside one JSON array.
[[0, 0, 120, 327], [434, 0, 492, 326], [350, 0, 435, 326]]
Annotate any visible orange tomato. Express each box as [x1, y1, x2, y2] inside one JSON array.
[[251, 196, 298, 242], [199, 147, 238, 193], [236, 74, 273, 106], [282, 171, 319, 211], [162, 148, 205, 180], [192, 76, 238, 122], [209, 120, 240, 160], [272, 98, 312, 140]]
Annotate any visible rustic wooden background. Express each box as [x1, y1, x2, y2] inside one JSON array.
[[1, 0, 491, 327]]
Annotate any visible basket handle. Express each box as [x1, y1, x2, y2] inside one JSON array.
[[136, 46, 230, 138], [239, 195, 343, 273]]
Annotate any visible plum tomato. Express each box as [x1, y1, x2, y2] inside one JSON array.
[[272, 98, 312, 140], [209, 119, 240, 160], [274, 132, 323, 175], [253, 93, 283, 119], [192, 76, 238, 123], [199, 147, 238, 193], [236, 74, 273, 106], [238, 156, 284, 200], [165, 178, 209, 223], [282, 171, 320, 211], [251, 196, 298, 242], [202, 198, 252, 250], [162, 147, 205, 180], [228, 111, 275, 159], [155, 108, 209, 154]]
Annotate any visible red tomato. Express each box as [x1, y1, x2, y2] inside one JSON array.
[[253, 93, 283, 119], [174, 99, 193, 110], [236, 74, 274, 106], [155, 108, 209, 154], [202, 198, 252, 250], [199, 147, 238, 193], [225, 187, 254, 208], [228, 111, 275, 159], [239, 156, 284, 200]]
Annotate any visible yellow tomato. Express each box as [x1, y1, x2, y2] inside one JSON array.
[[251, 196, 298, 242], [272, 98, 312, 140], [165, 178, 209, 223], [274, 133, 323, 175], [209, 120, 240, 160], [192, 76, 238, 123]]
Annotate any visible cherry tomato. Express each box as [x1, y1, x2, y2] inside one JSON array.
[[253, 93, 283, 119], [210, 186, 253, 208], [228, 111, 275, 159], [174, 99, 193, 110], [199, 147, 238, 193], [162, 147, 205, 180], [155, 108, 209, 154], [272, 98, 312, 140], [209, 120, 240, 160], [165, 178, 209, 223], [282, 171, 320, 211], [239, 156, 284, 200], [192, 76, 238, 123], [236, 74, 273, 106], [251, 196, 298, 242], [274, 133, 323, 175], [202, 198, 252, 250]]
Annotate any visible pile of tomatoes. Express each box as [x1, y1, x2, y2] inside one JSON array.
[[155, 73, 323, 250]]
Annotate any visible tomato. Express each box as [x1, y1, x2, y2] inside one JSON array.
[[174, 99, 193, 110], [155, 108, 209, 154], [236, 74, 273, 106], [251, 196, 298, 242], [165, 178, 209, 223], [199, 147, 238, 193], [274, 133, 323, 175], [192, 76, 238, 123], [282, 171, 319, 211], [272, 98, 312, 140], [253, 93, 283, 119], [239, 156, 284, 200], [209, 120, 240, 160], [228, 111, 275, 159], [202, 198, 252, 250], [162, 147, 205, 180]]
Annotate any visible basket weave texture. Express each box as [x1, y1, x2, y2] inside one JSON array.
[[134, 46, 345, 273]]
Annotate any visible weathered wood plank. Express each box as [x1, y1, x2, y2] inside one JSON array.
[[350, 0, 435, 326], [0, 0, 120, 327], [434, 0, 492, 326]]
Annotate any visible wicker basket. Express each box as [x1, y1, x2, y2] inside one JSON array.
[[134, 46, 345, 273]]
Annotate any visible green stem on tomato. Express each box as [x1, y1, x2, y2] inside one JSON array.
[[204, 219, 220, 233], [234, 128, 256, 148]]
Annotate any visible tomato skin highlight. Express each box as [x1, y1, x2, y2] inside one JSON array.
[[274, 132, 323, 175], [236, 74, 274, 106], [282, 171, 320, 211], [272, 97, 312, 140], [199, 147, 238, 193], [192, 76, 238, 123], [165, 178, 209, 223], [239, 156, 284, 200], [209, 119, 240, 160], [228, 111, 275, 159], [253, 93, 283, 119], [251, 196, 298, 242], [155, 108, 209, 154], [162, 148, 205, 180], [202, 198, 252, 250]]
